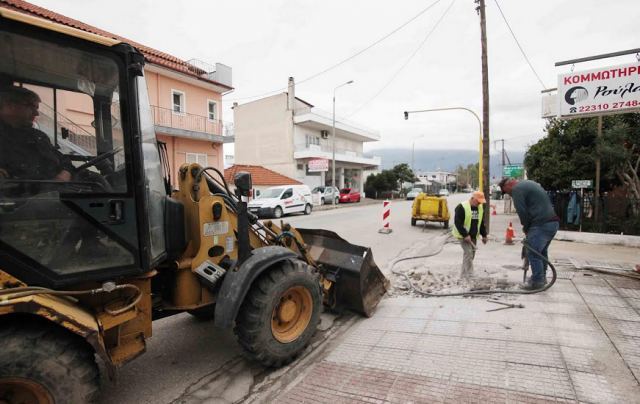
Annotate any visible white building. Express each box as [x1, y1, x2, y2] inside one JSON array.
[[417, 171, 457, 192], [233, 78, 381, 192]]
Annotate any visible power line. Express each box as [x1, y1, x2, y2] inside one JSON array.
[[223, 0, 443, 103], [493, 0, 547, 90], [347, 0, 456, 118]]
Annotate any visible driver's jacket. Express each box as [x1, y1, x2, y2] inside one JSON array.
[[0, 121, 73, 180]]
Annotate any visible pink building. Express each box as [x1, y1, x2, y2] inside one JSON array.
[[3, 0, 234, 184]]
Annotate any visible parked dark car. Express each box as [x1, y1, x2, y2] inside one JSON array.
[[339, 188, 361, 203]]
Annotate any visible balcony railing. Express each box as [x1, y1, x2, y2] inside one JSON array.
[[151, 105, 223, 137]]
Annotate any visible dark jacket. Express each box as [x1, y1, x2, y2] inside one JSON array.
[[0, 121, 73, 180], [511, 180, 558, 233]]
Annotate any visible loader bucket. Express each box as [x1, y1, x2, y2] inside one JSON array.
[[297, 228, 389, 317]]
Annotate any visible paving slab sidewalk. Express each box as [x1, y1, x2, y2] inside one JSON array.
[[259, 199, 640, 403]]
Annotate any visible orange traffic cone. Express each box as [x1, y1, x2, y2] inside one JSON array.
[[505, 222, 515, 245], [491, 204, 497, 216]]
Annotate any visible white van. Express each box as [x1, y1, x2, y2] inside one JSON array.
[[248, 185, 313, 218]]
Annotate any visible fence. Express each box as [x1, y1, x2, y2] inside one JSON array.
[[548, 191, 640, 235]]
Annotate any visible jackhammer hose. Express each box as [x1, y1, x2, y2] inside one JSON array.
[[390, 239, 556, 297]]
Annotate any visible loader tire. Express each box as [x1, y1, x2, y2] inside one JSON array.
[[188, 305, 216, 320], [0, 321, 99, 404], [234, 259, 321, 367]]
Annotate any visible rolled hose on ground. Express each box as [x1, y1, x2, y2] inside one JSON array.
[[390, 238, 556, 297]]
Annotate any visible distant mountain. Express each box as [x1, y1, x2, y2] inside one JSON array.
[[364, 148, 526, 179]]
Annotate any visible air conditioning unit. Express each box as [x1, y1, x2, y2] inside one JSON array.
[[320, 130, 329, 139]]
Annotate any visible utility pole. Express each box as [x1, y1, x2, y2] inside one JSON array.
[[476, 0, 491, 232]]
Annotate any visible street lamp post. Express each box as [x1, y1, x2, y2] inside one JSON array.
[[403, 107, 483, 191], [411, 135, 424, 174], [404, 106, 488, 229], [332, 80, 354, 198]]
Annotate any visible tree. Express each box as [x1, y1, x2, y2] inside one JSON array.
[[525, 113, 640, 193], [454, 163, 479, 189], [392, 163, 417, 190], [364, 170, 398, 197]]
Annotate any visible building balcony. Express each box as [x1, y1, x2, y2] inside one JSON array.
[[293, 107, 381, 142], [151, 105, 234, 143], [293, 145, 381, 168]]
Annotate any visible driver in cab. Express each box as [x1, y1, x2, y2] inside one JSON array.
[[0, 86, 73, 182]]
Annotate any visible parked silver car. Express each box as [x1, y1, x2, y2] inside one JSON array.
[[311, 186, 340, 205]]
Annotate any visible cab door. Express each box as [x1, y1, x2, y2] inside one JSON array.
[[0, 25, 143, 287]]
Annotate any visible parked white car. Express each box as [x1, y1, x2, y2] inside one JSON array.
[[438, 188, 450, 197], [406, 188, 423, 200], [311, 186, 339, 205], [248, 185, 313, 218]]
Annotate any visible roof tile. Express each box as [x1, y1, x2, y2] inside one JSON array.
[[225, 165, 302, 186], [0, 0, 232, 90]]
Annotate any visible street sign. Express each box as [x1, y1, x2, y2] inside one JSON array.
[[503, 164, 524, 179], [557, 62, 640, 118], [572, 179, 593, 189], [308, 158, 329, 172]]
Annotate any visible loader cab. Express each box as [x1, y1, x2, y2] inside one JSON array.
[[0, 15, 167, 288]]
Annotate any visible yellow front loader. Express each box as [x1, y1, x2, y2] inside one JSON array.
[[0, 10, 388, 403]]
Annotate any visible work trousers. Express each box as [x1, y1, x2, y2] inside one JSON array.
[[526, 221, 559, 285], [460, 239, 476, 279]]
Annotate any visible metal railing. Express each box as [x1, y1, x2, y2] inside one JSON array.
[[151, 105, 223, 136], [549, 191, 640, 235]]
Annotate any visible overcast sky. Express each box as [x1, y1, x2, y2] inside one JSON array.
[[31, 0, 639, 155]]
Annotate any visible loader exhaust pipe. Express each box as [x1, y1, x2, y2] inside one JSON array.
[[234, 172, 253, 264], [297, 228, 389, 317]]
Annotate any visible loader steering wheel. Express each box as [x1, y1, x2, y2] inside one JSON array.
[[74, 147, 122, 173]]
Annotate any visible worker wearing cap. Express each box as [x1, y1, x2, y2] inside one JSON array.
[[499, 178, 559, 290], [452, 191, 488, 279]]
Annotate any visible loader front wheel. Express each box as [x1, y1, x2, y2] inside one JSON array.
[[234, 260, 321, 367], [0, 322, 99, 404]]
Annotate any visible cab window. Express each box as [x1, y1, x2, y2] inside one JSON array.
[[0, 30, 136, 278]]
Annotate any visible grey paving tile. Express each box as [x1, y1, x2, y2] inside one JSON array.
[[505, 341, 564, 368], [415, 334, 461, 354], [575, 284, 618, 296], [609, 334, 640, 357], [399, 306, 434, 319], [357, 317, 427, 333], [590, 305, 640, 322], [387, 373, 448, 403], [359, 347, 411, 373], [345, 327, 385, 346], [580, 293, 630, 308], [457, 337, 507, 362], [606, 278, 640, 290], [404, 351, 454, 379], [555, 330, 612, 349], [548, 314, 602, 332], [325, 343, 372, 366], [570, 371, 621, 404], [599, 318, 640, 337], [424, 319, 465, 336], [448, 357, 507, 389], [617, 288, 640, 299], [626, 298, 640, 310], [506, 363, 576, 400], [376, 331, 420, 351], [561, 346, 611, 373]]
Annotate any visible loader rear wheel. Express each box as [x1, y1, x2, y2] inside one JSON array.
[[234, 259, 321, 367], [0, 322, 99, 404]]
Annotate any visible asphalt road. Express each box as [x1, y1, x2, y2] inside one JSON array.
[[98, 194, 469, 403]]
